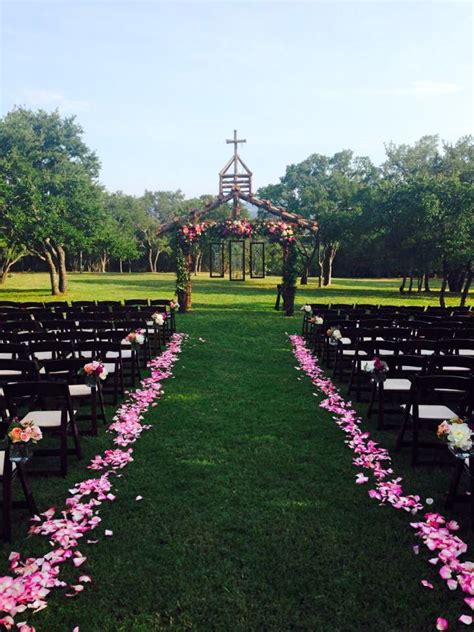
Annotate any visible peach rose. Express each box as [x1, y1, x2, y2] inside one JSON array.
[[9, 427, 23, 443]]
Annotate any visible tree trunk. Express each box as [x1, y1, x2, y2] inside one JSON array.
[[460, 261, 472, 307], [153, 249, 160, 273], [317, 235, 324, 287], [448, 267, 465, 293], [298, 240, 318, 286], [148, 247, 156, 273], [417, 274, 423, 293], [43, 250, 60, 295], [322, 243, 338, 287], [193, 252, 202, 276], [439, 258, 449, 308], [57, 245, 68, 293], [300, 264, 309, 285], [79, 250, 83, 273], [100, 254, 108, 273], [408, 272, 414, 293], [399, 275, 407, 293], [424, 271, 430, 292], [0, 255, 23, 284], [119, 259, 123, 274]]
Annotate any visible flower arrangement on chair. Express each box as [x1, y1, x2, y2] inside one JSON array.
[[310, 315, 324, 325], [326, 327, 342, 346], [300, 304, 313, 315], [151, 312, 167, 327], [362, 357, 389, 384], [125, 330, 145, 348], [169, 299, 179, 311], [437, 417, 473, 457], [7, 418, 43, 463], [79, 361, 108, 387]]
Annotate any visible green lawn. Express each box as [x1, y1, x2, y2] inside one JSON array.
[[0, 273, 472, 631]]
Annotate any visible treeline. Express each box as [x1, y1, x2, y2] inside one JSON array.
[[0, 108, 220, 293], [258, 136, 474, 305], [1, 107, 473, 304]]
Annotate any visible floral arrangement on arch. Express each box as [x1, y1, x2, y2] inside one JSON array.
[[178, 222, 210, 246], [265, 221, 296, 248], [221, 219, 254, 239]]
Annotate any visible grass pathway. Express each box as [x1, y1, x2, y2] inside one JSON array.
[[28, 306, 465, 632], [1, 273, 470, 630]]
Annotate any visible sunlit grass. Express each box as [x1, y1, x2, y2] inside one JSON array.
[[0, 273, 471, 631]]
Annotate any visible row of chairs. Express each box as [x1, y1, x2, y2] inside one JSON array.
[[0, 298, 178, 540], [302, 305, 474, 526]]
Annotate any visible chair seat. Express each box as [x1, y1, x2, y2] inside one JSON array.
[[0, 370, 22, 376], [383, 378, 411, 391], [459, 350, 474, 356], [0, 451, 16, 475], [401, 365, 424, 371], [20, 410, 72, 428], [106, 350, 132, 359], [69, 384, 92, 397], [33, 351, 53, 360], [379, 349, 396, 355], [442, 366, 470, 372], [420, 350, 435, 355], [103, 363, 117, 374], [400, 404, 457, 420]]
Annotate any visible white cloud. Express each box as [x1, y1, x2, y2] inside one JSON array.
[[23, 89, 91, 113]]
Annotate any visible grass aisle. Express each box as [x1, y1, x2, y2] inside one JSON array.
[[34, 312, 458, 631], [0, 275, 470, 631]]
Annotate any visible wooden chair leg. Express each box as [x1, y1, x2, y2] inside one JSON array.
[[2, 477, 12, 541], [70, 417, 82, 461], [470, 456, 474, 530], [377, 386, 385, 430], [98, 385, 107, 425], [411, 416, 419, 466], [395, 408, 411, 452], [90, 387, 98, 436], [367, 383, 376, 418], [60, 430, 68, 477], [17, 465, 37, 515], [445, 459, 463, 509]]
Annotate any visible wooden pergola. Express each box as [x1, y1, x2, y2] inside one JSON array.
[[158, 130, 318, 236], [157, 131, 318, 315]]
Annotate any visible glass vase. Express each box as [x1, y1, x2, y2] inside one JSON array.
[[9, 443, 32, 464]]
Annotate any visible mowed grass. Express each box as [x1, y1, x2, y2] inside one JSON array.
[[0, 273, 472, 631]]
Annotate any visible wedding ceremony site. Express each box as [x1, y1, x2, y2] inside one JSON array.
[[0, 1, 473, 631]]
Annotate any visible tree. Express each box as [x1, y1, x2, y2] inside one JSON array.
[[136, 190, 186, 272], [259, 150, 377, 285], [0, 108, 101, 294]]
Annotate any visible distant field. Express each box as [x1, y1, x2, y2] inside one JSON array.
[[0, 272, 469, 308]]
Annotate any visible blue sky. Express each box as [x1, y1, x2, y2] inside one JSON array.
[[1, 1, 472, 197]]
